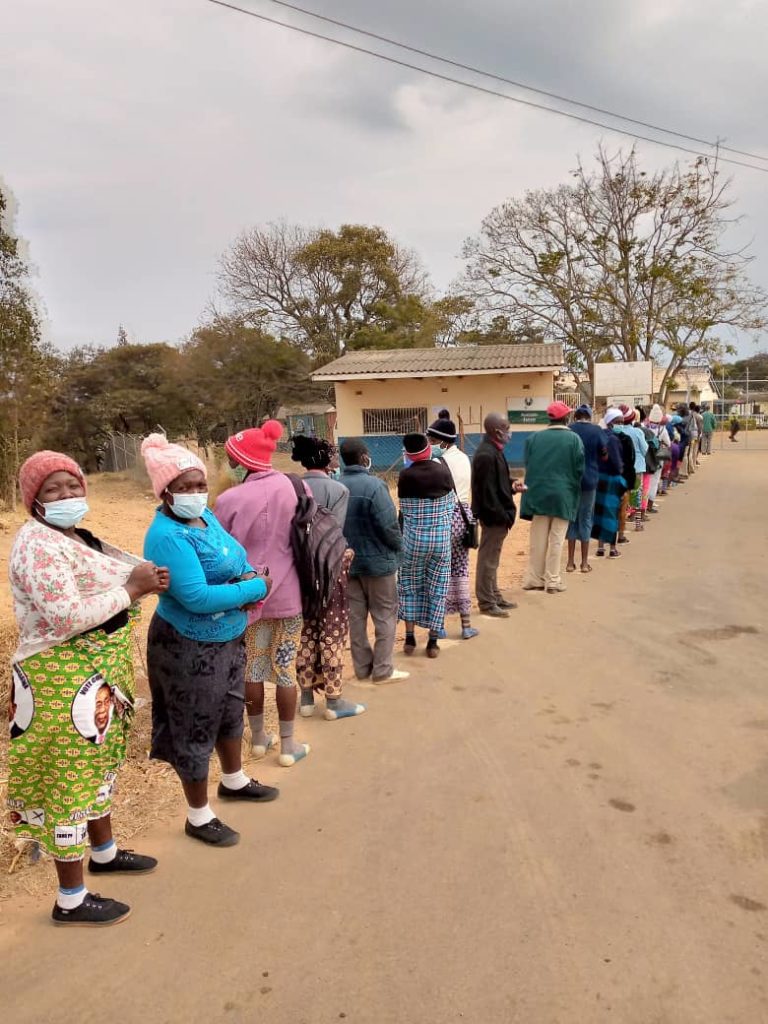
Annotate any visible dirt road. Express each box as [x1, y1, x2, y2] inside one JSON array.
[[2, 450, 768, 1023]]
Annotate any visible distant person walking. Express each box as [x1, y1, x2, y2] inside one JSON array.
[[339, 439, 408, 684], [520, 402, 585, 593], [398, 433, 455, 658], [471, 413, 525, 618], [701, 405, 717, 454], [426, 413, 478, 640], [566, 404, 607, 574], [729, 415, 741, 442]]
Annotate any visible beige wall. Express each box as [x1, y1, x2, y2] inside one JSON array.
[[333, 372, 555, 435]]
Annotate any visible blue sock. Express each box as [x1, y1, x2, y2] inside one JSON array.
[[90, 839, 117, 864], [57, 884, 87, 910]]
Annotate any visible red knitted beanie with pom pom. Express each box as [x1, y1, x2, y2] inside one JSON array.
[[225, 420, 284, 471]]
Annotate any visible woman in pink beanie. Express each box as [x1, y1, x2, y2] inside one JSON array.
[[141, 434, 279, 849], [8, 449, 169, 927], [216, 420, 311, 767]]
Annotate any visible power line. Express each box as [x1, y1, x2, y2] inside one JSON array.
[[205, 0, 768, 174], [259, 0, 768, 165]]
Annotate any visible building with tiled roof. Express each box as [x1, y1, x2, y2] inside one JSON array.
[[312, 343, 565, 469]]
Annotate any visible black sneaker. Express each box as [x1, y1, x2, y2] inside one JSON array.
[[51, 892, 131, 927], [185, 817, 240, 847], [216, 779, 279, 802], [88, 849, 158, 875], [496, 598, 518, 609]]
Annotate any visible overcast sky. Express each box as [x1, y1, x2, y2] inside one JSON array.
[[2, 0, 767, 355]]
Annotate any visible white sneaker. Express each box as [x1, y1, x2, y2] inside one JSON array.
[[373, 669, 410, 685]]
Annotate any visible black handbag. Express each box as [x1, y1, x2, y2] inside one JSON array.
[[456, 495, 479, 549]]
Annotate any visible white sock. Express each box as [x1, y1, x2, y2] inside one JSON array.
[[57, 884, 87, 910], [187, 803, 216, 827], [220, 769, 250, 791], [90, 839, 118, 864]]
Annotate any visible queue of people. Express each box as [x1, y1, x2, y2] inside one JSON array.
[[6, 400, 710, 927]]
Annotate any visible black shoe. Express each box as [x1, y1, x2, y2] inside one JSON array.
[[88, 849, 157, 875], [217, 779, 279, 802], [52, 892, 131, 927], [185, 817, 240, 847], [496, 598, 518, 609], [480, 605, 510, 618]]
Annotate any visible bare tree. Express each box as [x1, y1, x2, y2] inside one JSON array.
[[462, 146, 767, 397]]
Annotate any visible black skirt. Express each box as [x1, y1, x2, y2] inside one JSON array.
[[147, 614, 246, 782]]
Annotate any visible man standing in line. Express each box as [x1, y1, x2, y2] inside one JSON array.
[[339, 439, 409, 684], [520, 401, 585, 594], [700, 404, 717, 454], [565, 405, 607, 575], [471, 413, 525, 618]]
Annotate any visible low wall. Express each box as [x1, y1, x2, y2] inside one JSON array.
[[339, 432, 532, 473]]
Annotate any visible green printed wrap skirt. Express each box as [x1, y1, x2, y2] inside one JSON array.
[[7, 623, 135, 861]]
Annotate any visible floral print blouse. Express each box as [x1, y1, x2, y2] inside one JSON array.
[[9, 520, 140, 663]]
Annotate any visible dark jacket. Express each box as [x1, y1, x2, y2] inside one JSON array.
[[397, 459, 454, 499], [471, 437, 517, 528], [341, 466, 402, 577]]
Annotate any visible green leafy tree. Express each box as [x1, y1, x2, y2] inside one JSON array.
[[44, 343, 190, 469], [179, 316, 318, 442]]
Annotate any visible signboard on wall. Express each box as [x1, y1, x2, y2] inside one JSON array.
[[507, 395, 549, 425], [594, 361, 653, 399]]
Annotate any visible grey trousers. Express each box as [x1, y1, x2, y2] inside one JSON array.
[[475, 523, 509, 611], [348, 573, 398, 681], [701, 431, 713, 454]]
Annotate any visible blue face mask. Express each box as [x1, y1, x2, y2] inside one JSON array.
[[169, 491, 208, 520], [40, 497, 89, 529], [431, 445, 444, 460], [403, 454, 413, 468], [329, 468, 341, 481]]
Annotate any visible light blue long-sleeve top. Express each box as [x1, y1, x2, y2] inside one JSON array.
[[143, 507, 267, 642], [615, 424, 649, 474]]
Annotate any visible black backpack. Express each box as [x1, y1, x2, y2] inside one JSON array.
[[286, 474, 348, 620]]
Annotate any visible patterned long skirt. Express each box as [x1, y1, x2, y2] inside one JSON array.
[[445, 502, 472, 616], [296, 550, 352, 699], [7, 624, 135, 861], [398, 493, 453, 632], [591, 472, 627, 544]]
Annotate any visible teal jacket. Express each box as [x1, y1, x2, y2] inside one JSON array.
[[520, 426, 585, 522]]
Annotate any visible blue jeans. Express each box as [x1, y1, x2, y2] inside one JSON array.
[[566, 489, 596, 542]]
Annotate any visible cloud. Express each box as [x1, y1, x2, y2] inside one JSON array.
[[1, 0, 766, 354]]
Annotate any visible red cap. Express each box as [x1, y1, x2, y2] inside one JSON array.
[[547, 401, 572, 420]]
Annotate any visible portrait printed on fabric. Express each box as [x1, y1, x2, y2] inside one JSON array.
[[9, 664, 35, 739], [70, 673, 131, 745]]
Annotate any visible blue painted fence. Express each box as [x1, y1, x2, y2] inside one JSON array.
[[339, 432, 533, 473]]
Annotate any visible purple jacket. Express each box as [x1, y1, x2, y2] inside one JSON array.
[[214, 471, 308, 622]]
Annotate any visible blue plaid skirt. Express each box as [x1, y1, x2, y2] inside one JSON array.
[[398, 493, 453, 631]]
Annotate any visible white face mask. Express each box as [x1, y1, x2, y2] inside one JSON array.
[[40, 497, 89, 529], [168, 491, 208, 520], [361, 455, 372, 471]]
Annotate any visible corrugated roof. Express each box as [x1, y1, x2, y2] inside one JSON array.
[[312, 343, 564, 380]]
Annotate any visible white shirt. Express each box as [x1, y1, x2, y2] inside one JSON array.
[[440, 445, 472, 504]]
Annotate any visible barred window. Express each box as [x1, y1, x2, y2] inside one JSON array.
[[362, 407, 428, 435]]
